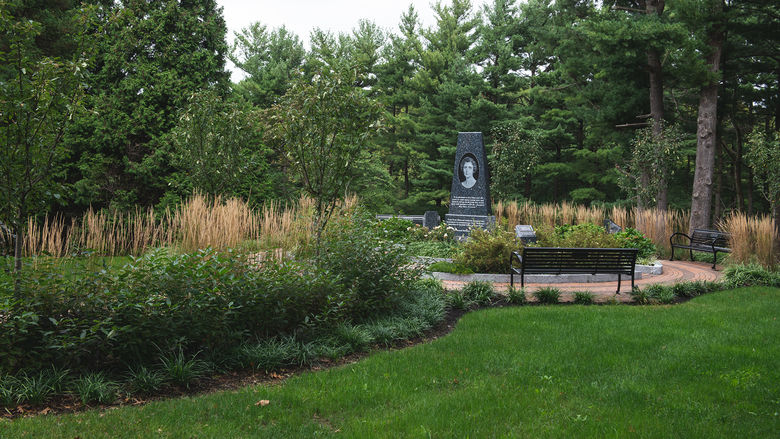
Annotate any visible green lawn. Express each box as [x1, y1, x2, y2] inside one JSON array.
[[3, 287, 778, 438]]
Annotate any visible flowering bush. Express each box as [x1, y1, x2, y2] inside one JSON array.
[[408, 223, 456, 242]]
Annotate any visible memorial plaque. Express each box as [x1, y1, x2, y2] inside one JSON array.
[[444, 132, 495, 238], [514, 225, 537, 243]]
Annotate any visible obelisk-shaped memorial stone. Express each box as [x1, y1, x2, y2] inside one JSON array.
[[445, 132, 495, 238]]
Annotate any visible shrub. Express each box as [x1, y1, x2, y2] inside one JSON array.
[[406, 241, 459, 258], [13, 370, 62, 405], [631, 286, 652, 304], [408, 223, 456, 242], [573, 291, 594, 305], [448, 290, 472, 310], [632, 284, 677, 304], [74, 373, 118, 405], [428, 261, 474, 274], [318, 213, 422, 321], [238, 338, 296, 372], [0, 375, 18, 407], [672, 281, 718, 298], [534, 287, 561, 304], [373, 217, 416, 242], [1, 212, 425, 375], [454, 226, 518, 273], [507, 286, 527, 305], [656, 288, 677, 304], [461, 281, 496, 306], [722, 264, 780, 288], [537, 223, 619, 249], [614, 228, 657, 259], [332, 323, 374, 353], [159, 347, 209, 389], [126, 366, 165, 395], [401, 279, 447, 327]]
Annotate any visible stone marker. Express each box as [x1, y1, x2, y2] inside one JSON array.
[[604, 218, 622, 234], [444, 132, 495, 238], [423, 211, 441, 229], [514, 225, 537, 243]]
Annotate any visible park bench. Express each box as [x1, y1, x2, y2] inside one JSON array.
[[509, 247, 638, 294], [669, 228, 731, 269]]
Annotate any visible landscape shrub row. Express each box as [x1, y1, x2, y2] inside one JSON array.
[[0, 215, 422, 374], [449, 264, 778, 308], [0, 280, 447, 408]]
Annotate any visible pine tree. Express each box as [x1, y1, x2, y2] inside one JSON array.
[[64, 0, 230, 210]]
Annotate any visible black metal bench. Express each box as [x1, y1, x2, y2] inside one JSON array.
[[669, 228, 731, 269], [509, 247, 638, 294]]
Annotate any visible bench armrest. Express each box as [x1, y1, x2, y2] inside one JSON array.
[[669, 232, 691, 244], [510, 250, 523, 268]]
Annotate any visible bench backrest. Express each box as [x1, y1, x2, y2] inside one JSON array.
[[521, 247, 637, 275], [690, 229, 730, 248]]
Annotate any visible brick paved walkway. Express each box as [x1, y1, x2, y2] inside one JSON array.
[[440, 260, 723, 303]]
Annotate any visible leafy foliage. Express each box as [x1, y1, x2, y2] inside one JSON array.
[[265, 69, 383, 245], [573, 291, 594, 305], [454, 225, 518, 273], [169, 90, 276, 202], [536, 223, 619, 249], [533, 287, 560, 304]]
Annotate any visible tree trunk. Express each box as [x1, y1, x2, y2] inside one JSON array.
[[773, 201, 780, 266], [690, 4, 724, 234], [747, 168, 754, 215], [732, 123, 744, 211], [13, 208, 25, 298], [647, 0, 668, 211], [714, 138, 723, 220]]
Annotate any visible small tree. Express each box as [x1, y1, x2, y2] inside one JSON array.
[[618, 123, 684, 209], [265, 69, 382, 252], [745, 127, 780, 262], [0, 8, 87, 281], [489, 119, 543, 201], [169, 90, 274, 202]]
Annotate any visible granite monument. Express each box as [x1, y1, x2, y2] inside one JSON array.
[[445, 132, 495, 238]]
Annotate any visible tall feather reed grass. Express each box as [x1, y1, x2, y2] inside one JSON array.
[[18, 194, 348, 258], [493, 201, 693, 259], [720, 212, 777, 268]]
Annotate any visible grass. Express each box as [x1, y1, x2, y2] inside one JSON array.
[[3, 287, 779, 438]]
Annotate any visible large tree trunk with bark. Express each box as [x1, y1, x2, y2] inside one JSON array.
[[647, 0, 668, 210], [690, 4, 724, 233], [774, 202, 780, 266]]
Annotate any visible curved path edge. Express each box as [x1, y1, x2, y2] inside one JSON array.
[[436, 260, 723, 303]]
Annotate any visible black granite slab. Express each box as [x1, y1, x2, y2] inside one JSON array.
[[445, 132, 495, 238]]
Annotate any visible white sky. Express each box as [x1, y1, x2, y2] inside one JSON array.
[[217, 0, 490, 81]]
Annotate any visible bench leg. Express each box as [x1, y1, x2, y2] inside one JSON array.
[[510, 270, 514, 287], [670, 246, 675, 261], [521, 273, 525, 288], [616, 274, 621, 294], [712, 251, 717, 270], [689, 248, 693, 261]]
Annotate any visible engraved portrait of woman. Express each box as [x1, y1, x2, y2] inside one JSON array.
[[460, 156, 478, 189]]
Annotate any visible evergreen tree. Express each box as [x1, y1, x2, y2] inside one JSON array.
[[229, 23, 305, 108], [64, 0, 229, 211]]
